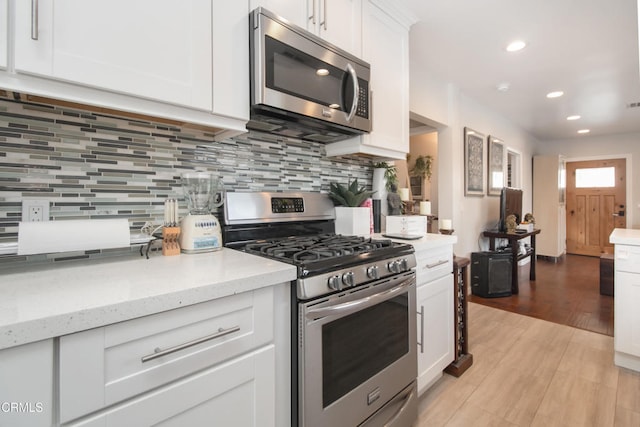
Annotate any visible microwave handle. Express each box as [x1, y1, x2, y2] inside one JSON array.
[[345, 63, 360, 122]]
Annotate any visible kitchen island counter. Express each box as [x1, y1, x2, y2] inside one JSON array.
[[0, 249, 296, 350]]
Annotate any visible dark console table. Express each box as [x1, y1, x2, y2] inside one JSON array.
[[482, 229, 541, 294]]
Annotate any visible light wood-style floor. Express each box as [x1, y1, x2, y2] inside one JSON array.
[[415, 303, 640, 427]]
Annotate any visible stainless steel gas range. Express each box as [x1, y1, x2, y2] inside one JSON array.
[[223, 192, 418, 427]]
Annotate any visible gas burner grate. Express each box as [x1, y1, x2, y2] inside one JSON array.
[[243, 234, 394, 263]]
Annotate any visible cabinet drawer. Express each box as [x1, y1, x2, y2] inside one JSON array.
[[60, 287, 274, 423], [65, 346, 276, 427], [415, 245, 453, 285], [615, 245, 640, 274]]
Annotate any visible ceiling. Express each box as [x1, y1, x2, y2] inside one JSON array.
[[399, 0, 640, 141]]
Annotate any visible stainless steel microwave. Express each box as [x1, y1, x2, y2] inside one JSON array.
[[248, 8, 372, 143]]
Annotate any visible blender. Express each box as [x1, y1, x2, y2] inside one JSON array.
[[179, 172, 224, 253]]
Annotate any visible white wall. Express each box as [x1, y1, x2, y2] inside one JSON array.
[[410, 64, 539, 257], [535, 133, 639, 228]]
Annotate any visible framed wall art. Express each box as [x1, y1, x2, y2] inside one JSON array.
[[487, 136, 505, 196], [464, 127, 486, 196]]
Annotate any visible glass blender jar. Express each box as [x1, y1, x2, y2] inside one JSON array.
[[179, 172, 224, 253]]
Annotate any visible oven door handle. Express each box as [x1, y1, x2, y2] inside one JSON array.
[[306, 278, 413, 319]]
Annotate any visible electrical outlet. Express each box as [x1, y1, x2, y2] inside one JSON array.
[[22, 200, 50, 222]]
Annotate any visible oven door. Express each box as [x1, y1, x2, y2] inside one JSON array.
[[251, 8, 371, 133], [299, 272, 417, 427]]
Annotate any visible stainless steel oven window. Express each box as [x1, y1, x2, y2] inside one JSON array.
[[299, 274, 417, 427], [321, 290, 409, 406]]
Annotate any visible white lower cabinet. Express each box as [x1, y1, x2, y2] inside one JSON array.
[[0, 339, 54, 427], [65, 345, 276, 427], [413, 243, 454, 395], [613, 241, 640, 371]]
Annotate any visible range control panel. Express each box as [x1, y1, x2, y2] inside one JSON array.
[[271, 197, 305, 213]]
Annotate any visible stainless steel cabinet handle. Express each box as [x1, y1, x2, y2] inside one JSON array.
[[426, 259, 448, 269], [320, 0, 327, 30], [417, 305, 424, 354], [31, 0, 39, 40], [345, 63, 359, 122], [309, 0, 316, 24], [141, 325, 240, 363]]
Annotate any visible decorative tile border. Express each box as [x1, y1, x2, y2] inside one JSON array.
[[0, 98, 373, 266]]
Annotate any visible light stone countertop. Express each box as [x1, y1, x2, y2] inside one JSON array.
[[374, 232, 458, 250], [610, 228, 640, 245], [0, 248, 296, 350]]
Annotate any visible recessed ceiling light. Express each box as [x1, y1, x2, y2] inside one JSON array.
[[496, 83, 510, 92], [506, 40, 526, 52], [546, 91, 564, 98], [316, 68, 329, 76], [577, 129, 590, 134], [567, 115, 581, 121]]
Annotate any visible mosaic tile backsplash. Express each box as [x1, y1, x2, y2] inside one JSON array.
[[0, 98, 372, 266]]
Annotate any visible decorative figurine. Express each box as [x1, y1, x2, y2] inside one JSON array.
[[524, 213, 535, 224], [505, 214, 518, 234], [387, 183, 402, 216]]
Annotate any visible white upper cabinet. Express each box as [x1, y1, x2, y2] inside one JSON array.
[[310, 0, 361, 56], [360, 0, 410, 155], [251, 0, 361, 55], [14, 0, 213, 111], [0, 0, 7, 69], [250, 0, 308, 27], [324, 0, 415, 160]]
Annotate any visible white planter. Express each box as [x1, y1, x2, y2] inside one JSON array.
[[335, 206, 371, 236]]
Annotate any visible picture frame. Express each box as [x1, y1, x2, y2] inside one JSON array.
[[464, 127, 486, 196], [487, 136, 505, 196]]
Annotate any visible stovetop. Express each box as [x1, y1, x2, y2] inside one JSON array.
[[221, 191, 416, 299]]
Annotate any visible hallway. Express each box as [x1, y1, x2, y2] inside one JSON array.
[[469, 254, 614, 336]]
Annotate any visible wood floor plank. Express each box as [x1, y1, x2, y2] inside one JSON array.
[[415, 303, 640, 427]]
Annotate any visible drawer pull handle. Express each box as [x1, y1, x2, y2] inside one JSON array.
[[31, 0, 39, 40], [426, 259, 448, 269], [141, 325, 240, 363]]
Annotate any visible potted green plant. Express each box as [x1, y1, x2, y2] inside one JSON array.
[[329, 179, 375, 235], [371, 161, 398, 191], [410, 155, 433, 181]]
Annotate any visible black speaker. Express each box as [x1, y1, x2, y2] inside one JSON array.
[[471, 251, 512, 298]]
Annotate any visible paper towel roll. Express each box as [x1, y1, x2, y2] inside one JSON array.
[[18, 219, 130, 255]]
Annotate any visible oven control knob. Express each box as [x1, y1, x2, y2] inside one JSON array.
[[342, 271, 356, 287], [387, 260, 400, 273], [328, 275, 343, 291], [367, 265, 380, 279], [399, 258, 409, 271]]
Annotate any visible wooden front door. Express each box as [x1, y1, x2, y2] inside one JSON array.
[[566, 159, 626, 256]]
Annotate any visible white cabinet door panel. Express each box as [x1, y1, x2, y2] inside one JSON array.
[[0, 0, 7, 69], [416, 273, 454, 394], [0, 340, 54, 427], [361, 0, 409, 154], [615, 270, 640, 356], [15, 0, 212, 111], [250, 0, 308, 28], [319, 0, 361, 56]]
